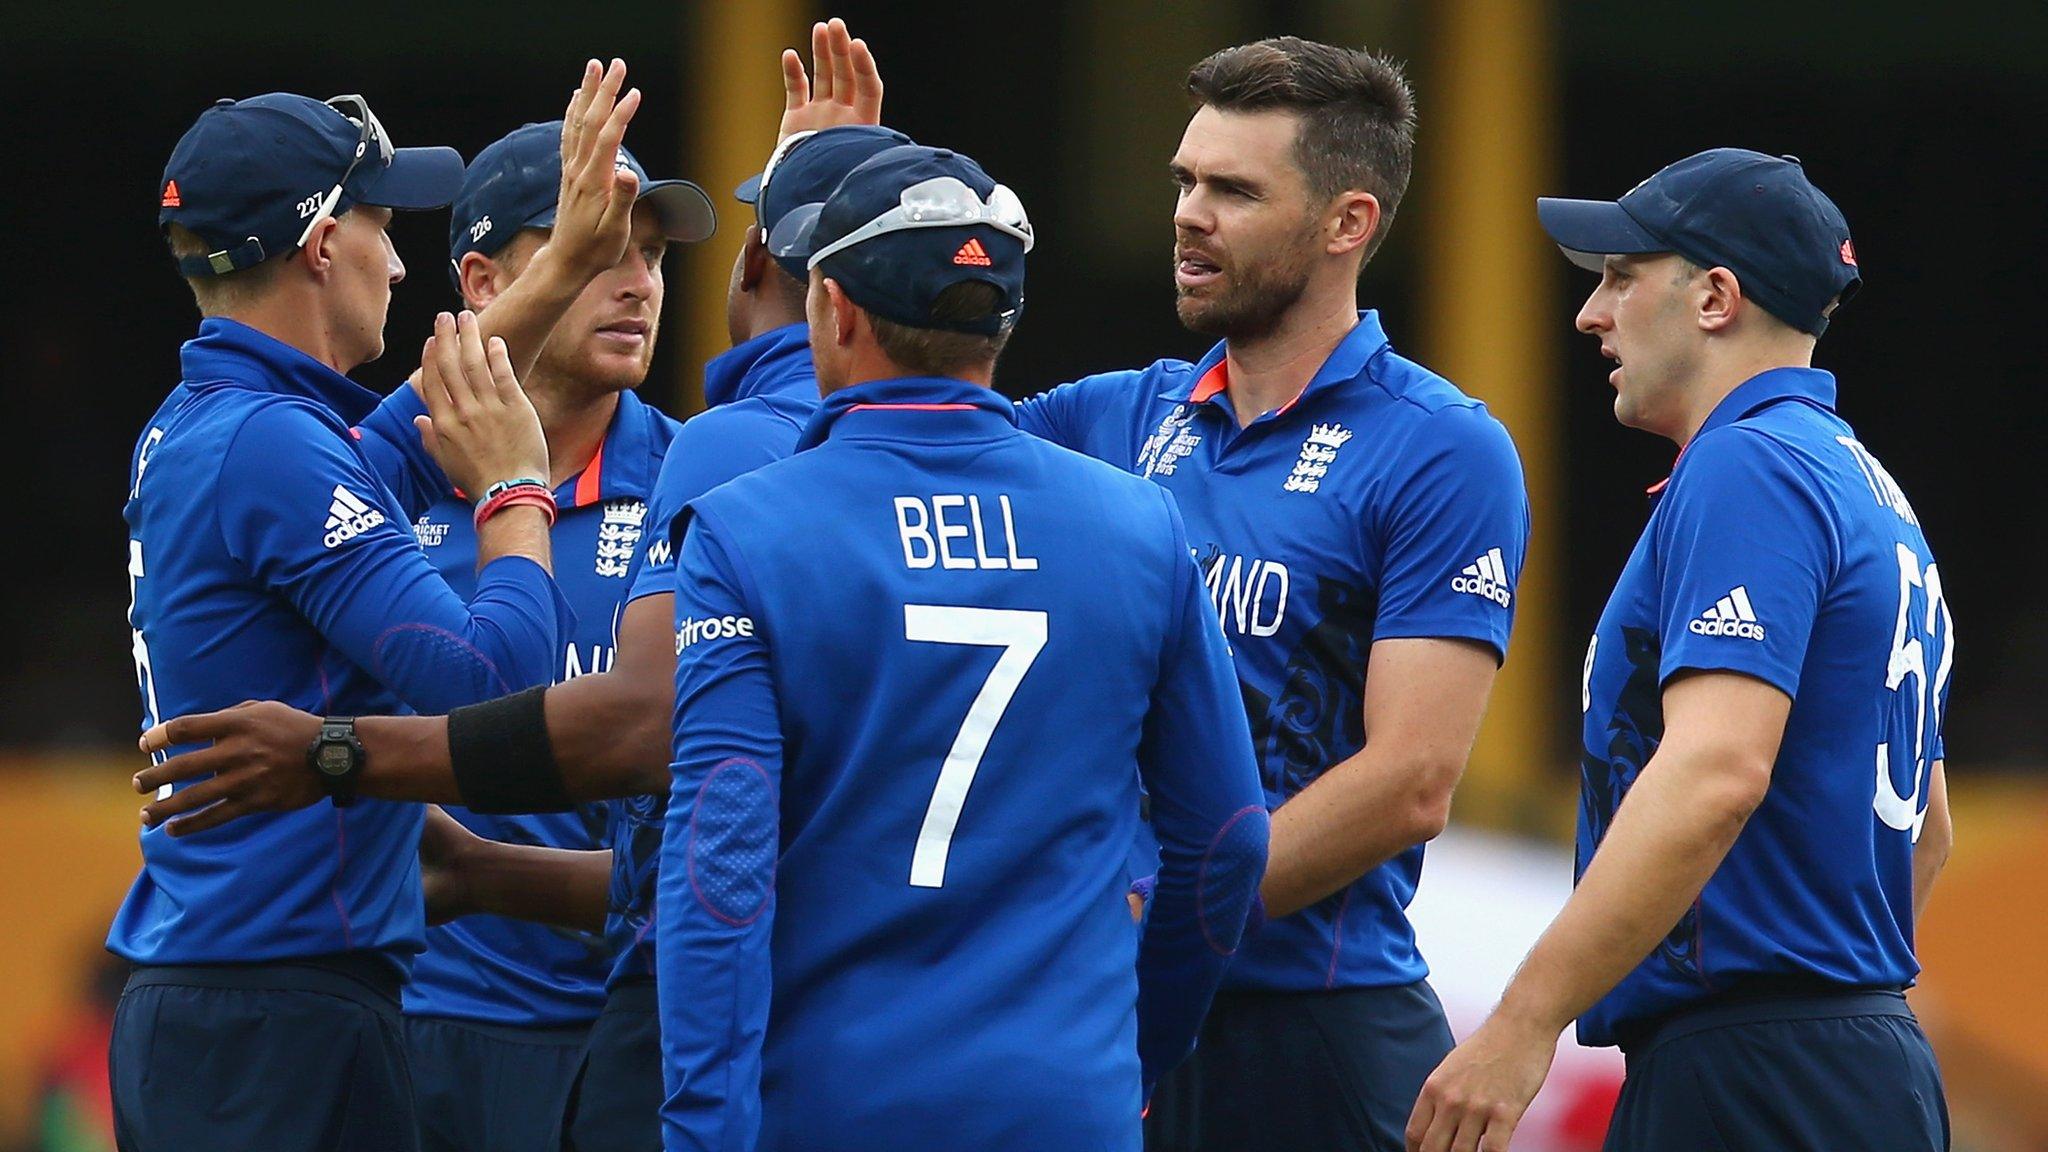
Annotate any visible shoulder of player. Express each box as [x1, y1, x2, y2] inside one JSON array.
[[1354, 346, 1498, 421], [215, 392, 360, 469], [1021, 358, 1195, 408], [1348, 376, 1522, 484], [1670, 422, 1812, 490]]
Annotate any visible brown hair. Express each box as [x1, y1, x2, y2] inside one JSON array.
[[1186, 37, 1417, 260], [868, 281, 1013, 377], [165, 223, 287, 316]]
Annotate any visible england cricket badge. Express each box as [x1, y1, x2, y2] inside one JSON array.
[[1285, 423, 1353, 493]]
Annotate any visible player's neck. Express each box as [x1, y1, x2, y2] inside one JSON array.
[[526, 371, 622, 488], [1218, 294, 1358, 428], [832, 346, 994, 394], [221, 295, 363, 376], [1672, 340, 1818, 447]]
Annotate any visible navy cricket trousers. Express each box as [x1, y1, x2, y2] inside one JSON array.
[[110, 954, 417, 1152]]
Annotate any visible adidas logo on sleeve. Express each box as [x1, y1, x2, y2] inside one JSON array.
[[1690, 586, 1765, 640], [323, 485, 386, 548], [1450, 547, 1513, 608]]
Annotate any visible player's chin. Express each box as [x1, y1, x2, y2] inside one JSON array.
[[1175, 294, 1233, 337], [581, 351, 652, 393]]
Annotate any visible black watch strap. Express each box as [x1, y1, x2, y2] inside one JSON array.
[[307, 716, 366, 808]]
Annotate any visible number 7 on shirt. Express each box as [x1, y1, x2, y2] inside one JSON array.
[[903, 605, 1048, 888]]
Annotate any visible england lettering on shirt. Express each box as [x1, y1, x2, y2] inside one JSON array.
[[1203, 552, 1289, 638], [564, 642, 615, 679], [894, 494, 1038, 571]]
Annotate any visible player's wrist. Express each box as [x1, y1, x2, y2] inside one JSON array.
[[1491, 983, 1572, 1039]]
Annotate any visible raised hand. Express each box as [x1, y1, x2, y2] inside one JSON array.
[[413, 310, 550, 498], [135, 700, 326, 837], [549, 58, 643, 279], [777, 17, 883, 141]]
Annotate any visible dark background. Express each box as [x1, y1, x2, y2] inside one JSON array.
[[2, 0, 2041, 770]]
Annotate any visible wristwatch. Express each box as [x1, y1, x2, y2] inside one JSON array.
[[307, 716, 366, 808]]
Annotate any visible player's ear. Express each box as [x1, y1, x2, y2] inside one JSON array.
[[739, 226, 771, 293], [1326, 190, 1381, 259], [823, 278, 859, 348], [1698, 265, 1742, 334], [458, 251, 505, 311], [298, 216, 341, 280]]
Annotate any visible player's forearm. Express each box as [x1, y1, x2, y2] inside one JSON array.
[[1260, 742, 1459, 918], [461, 840, 611, 932], [357, 672, 668, 808], [472, 242, 593, 384], [1912, 760, 1952, 925], [1494, 739, 1769, 1035], [474, 505, 554, 572], [543, 662, 674, 797], [355, 715, 466, 804]]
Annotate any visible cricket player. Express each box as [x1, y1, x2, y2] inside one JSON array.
[[1012, 39, 1530, 1152], [129, 26, 898, 1151], [1407, 149, 1953, 1152], [658, 140, 1268, 1152], [115, 91, 576, 1150], [349, 117, 714, 1152]]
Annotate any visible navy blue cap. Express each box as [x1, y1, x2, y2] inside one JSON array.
[[768, 145, 1030, 336], [160, 93, 464, 277], [449, 121, 717, 273], [1538, 148, 1860, 335], [734, 125, 913, 280]]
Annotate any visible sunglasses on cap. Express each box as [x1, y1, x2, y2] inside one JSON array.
[[294, 94, 394, 249], [805, 176, 1033, 269]]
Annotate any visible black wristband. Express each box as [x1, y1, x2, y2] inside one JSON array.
[[447, 685, 574, 814]]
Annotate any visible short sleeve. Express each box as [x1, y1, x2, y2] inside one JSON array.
[[1371, 406, 1530, 662], [1014, 369, 1151, 467], [1653, 427, 1836, 696]]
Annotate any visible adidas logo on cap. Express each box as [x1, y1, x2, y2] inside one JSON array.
[[952, 237, 992, 266], [323, 485, 386, 549], [1450, 547, 1513, 608], [1690, 586, 1765, 640]]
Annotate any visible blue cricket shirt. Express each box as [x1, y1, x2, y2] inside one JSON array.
[[357, 386, 680, 1027], [1577, 367, 1955, 1046], [656, 377, 1268, 1152], [1017, 311, 1530, 992], [110, 319, 572, 970], [608, 323, 818, 989]]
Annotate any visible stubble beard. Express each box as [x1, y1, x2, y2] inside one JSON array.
[[1174, 241, 1316, 343]]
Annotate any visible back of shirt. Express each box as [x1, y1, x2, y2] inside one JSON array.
[[1577, 368, 1955, 1044], [657, 382, 1266, 1152]]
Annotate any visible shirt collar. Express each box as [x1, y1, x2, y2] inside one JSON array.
[[563, 390, 672, 509], [795, 376, 1017, 452], [1692, 366, 1838, 441], [703, 323, 817, 409], [1160, 310, 1393, 420], [1646, 366, 1837, 499], [178, 317, 384, 424]]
